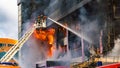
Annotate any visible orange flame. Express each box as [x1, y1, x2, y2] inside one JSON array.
[[34, 29, 47, 41], [47, 28, 55, 45], [34, 28, 55, 58], [47, 45, 55, 58], [47, 28, 55, 58]]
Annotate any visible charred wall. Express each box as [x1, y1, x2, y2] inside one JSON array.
[[58, 0, 106, 57], [102, 0, 120, 54], [56, 0, 120, 56]]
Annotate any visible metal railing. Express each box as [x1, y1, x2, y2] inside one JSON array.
[[70, 56, 120, 68], [101, 56, 120, 63]]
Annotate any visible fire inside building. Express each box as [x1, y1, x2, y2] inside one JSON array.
[[0, 0, 120, 68], [16, 0, 120, 68]]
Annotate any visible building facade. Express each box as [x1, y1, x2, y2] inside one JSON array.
[[17, 0, 117, 68]]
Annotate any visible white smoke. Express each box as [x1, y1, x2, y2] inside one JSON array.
[[19, 20, 49, 68], [107, 38, 120, 56], [20, 36, 48, 68]]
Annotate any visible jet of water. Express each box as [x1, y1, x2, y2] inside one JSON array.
[[48, 17, 92, 43]]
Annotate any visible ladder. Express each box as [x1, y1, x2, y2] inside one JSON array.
[[0, 17, 92, 62], [0, 26, 35, 62]]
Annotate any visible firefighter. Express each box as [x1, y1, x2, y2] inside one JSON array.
[[36, 15, 47, 28], [36, 15, 43, 26], [42, 15, 47, 28]]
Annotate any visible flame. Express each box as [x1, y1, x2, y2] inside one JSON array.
[[47, 28, 55, 45], [47, 45, 55, 58], [34, 29, 47, 41], [34, 28, 55, 58], [47, 28, 55, 58], [47, 35, 54, 45]]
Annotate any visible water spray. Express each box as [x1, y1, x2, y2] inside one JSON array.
[[48, 17, 92, 43]]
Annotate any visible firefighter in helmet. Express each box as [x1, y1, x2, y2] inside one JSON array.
[[36, 14, 47, 27], [37, 15, 42, 26]]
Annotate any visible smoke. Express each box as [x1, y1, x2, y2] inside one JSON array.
[[77, 0, 120, 56], [20, 21, 50, 68], [53, 0, 107, 60], [78, 2, 105, 46], [20, 35, 48, 68], [19, 7, 56, 68], [19, 0, 120, 67], [18, 0, 53, 68], [79, 14, 101, 46], [19, 14, 43, 68], [107, 38, 120, 56]]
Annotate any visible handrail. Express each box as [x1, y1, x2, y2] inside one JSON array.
[[101, 56, 120, 63]]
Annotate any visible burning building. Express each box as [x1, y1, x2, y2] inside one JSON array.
[[17, 0, 120, 68]]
